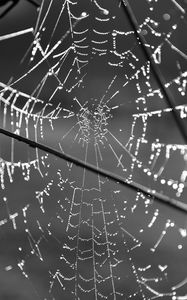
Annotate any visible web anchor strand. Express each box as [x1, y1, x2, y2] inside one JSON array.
[[0, 127, 187, 214]]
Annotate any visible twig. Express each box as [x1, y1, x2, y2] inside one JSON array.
[[0, 127, 187, 214]]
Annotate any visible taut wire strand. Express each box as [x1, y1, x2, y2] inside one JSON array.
[[1, 127, 187, 214]]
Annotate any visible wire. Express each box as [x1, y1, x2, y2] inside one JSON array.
[[1, 127, 187, 214], [121, 0, 187, 144]]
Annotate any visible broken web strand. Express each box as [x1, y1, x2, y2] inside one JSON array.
[[0, 0, 187, 299]]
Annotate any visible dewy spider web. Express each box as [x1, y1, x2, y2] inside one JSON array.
[[0, 0, 187, 299]]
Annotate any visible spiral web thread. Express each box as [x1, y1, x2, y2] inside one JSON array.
[[0, 0, 187, 299]]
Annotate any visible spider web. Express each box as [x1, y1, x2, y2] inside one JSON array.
[[0, 0, 187, 299]]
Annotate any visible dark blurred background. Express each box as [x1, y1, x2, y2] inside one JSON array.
[[0, 1, 187, 299]]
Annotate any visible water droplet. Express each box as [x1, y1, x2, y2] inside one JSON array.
[[163, 13, 171, 21]]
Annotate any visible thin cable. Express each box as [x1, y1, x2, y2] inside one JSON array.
[[27, 0, 40, 8], [0, 127, 187, 214], [121, 0, 187, 144]]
